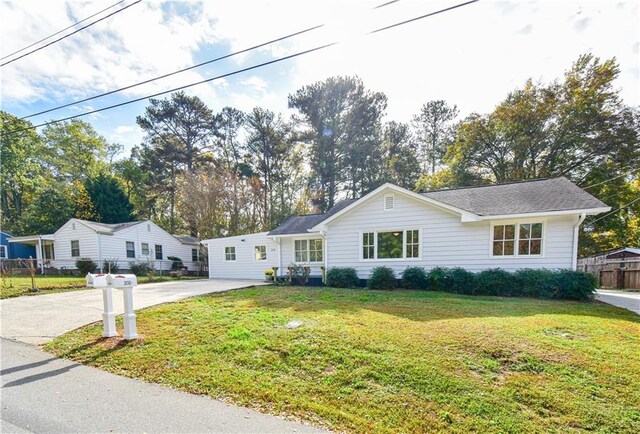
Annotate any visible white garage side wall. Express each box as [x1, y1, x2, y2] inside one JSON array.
[[99, 221, 199, 271], [325, 191, 576, 278], [52, 220, 98, 268], [205, 232, 278, 280]]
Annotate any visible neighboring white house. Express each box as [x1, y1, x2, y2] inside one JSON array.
[[9, 219, 201, 273], [203, 178, 610, 281]]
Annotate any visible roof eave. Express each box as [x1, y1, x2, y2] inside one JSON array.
[[474, 207, 611, 221]]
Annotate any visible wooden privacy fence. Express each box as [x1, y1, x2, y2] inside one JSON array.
[[578, 259, 640, 290]]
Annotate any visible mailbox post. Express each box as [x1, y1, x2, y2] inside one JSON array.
[[86, 273, 117, 338], [111, 274, 138, 340]]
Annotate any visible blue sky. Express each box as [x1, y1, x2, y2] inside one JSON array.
[[1, 0, 638, 156]]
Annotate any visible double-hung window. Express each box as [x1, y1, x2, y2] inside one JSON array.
[[0, 245, 7, 259], [294, 239, 323, 263], [254, 245, 267, 261], [155, 245, 163, 260], [71, 240, 80, 257], [192, 248, 199, 262], [141, 243, 150, 256], [492, 222, 543, 257], [225, 246, 236, 261], [361, 229, 420, 260], [126, 241, 135, 258]]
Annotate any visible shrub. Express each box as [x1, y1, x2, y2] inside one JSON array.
[[326, 267, 360, 288], [102, 259, 119, 274], [76, 258, 97, 275], [448, 267, 477, 294], [367, 266, 396, 290], [401, 266, 428, 290], [476, 268, 512, 296], [129, 261, 150, 276], [514, 269, 556, 298], [427, 267, 449, 291], [288, 264, 310, 285], [552, 269, 597, 301], [168, 256, 184, 271]]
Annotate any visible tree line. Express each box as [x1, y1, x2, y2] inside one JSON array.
[[1, 54, 638, 255]]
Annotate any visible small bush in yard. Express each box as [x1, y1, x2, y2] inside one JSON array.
[[102, 259, 119, 274], [401, 266, 428, 289], [515, 269, 556, 298], [427, 267, 449, 291], [368, 266, 397, 290], [476, 268, 512, 296], [326, 267, 360, 288], [552, 269, 597, 300], [129, 261, 150, 276], [76, 258, 97, 275], [448, 267, 477, 294]]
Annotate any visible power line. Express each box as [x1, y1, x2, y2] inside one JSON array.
[[3, 0, 479, 136], [589, 196, 640, 225], [581, 169, 636, 189], [0, 0, 141, 67], [1, 0, 126, 61], [20, 0, 402, 121]]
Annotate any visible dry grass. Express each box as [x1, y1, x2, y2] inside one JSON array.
[[46, 286, 640, 433]]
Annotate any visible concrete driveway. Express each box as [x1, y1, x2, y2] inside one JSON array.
[[0, 279, 266, 344], [596, 289, 640, 315]]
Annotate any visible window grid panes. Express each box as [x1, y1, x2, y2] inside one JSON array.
[[492, 225, 515, 256], [155, 245, 163, 260], [406, 230, 420, 258], [192, 248, 199, 262], [71, 240, 80, 257], [126, 241, 135, 258], [309, 239, 323, 262], [294, 240, 308, 262], [363, 232, 374, 259], [518, 223, 543, 255], [0, 245, 7, 259], [255, 245, 267, 261], [141, 243, 149, 255], [225, 246, 236, 261]]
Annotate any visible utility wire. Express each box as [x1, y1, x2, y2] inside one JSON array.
[[20, 0, 402, 120], [589, 196, 640, 225], [581, 169, 637, 189], [1, 0, 126, 61], [0, 0, 141, 67], [3, 0, 479, 136]]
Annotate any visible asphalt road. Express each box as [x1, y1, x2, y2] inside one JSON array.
[[0, 338, 324, 433]]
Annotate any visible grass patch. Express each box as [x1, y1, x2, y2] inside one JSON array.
[[46, 287, 640, 433], [0, 275, 205, 299]]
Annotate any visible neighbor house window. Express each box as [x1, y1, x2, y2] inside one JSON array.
[[225, 246, 236, 261], [141, 243, 150, 256], [155, 245, 163, 260], [0, 245, 7, 259], [361, 230, 420, 260], [126, 241, 135, 258], [71, 240, 80, 257], [254, 245, 267, 261], [294, 239, 323, 263], [492, 222, 543, 257], [192, 248, 199, 262]]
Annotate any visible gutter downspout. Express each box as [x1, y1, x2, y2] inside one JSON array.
[[572, 213, 586, 270], [38, 235, 44, 274]]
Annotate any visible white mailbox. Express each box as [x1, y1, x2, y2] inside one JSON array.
[[110, 274, 137, 287], [86, 273, 109, 287]]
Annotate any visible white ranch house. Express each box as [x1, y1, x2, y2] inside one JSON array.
[[10, 219, 201, 274], [203, 178, 609, 281]]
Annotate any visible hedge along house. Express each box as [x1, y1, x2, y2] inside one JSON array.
[[203, 178, 610, 282], [9, 218, 201, 274]]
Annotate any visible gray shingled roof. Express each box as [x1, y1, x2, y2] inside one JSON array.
[[268, 199, 356, 235], [173, 235, 201, 245], [76, 220, 143, 234], [421, 177, 608, 216]]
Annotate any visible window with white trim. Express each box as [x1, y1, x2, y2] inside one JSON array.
[[361, 229, 420, 260], [492, 222, 543, 257], [126, 241, 135, 258], [141, 243, 150, 256], [224, 246, 236, 261], [0, 245, 7, 259], [192, 248, 199, 262], [71, 240, 80, 257], [254, 245, 267, 261], [155, 244, 163, 260], [294, 239, 323, 263]]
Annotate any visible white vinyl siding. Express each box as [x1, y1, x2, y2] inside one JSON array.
[[205, 232, 278, 279], [326, 190, 575, 278]]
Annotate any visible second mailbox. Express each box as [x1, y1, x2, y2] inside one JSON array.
[[110, 274, 138, 287]]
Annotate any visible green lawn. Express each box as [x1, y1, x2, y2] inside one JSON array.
[[46, 287, 640, 433], [0, 275, 204, 299]]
